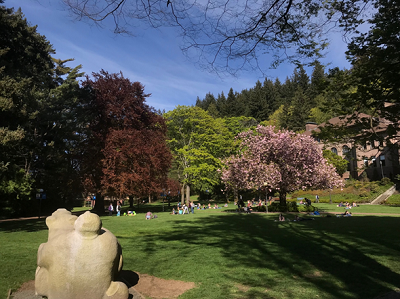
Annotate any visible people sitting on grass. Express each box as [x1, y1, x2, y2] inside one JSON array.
[[278, 213, 285, 221], [171, 208, 177, 215], [208, 203, 212, 209], [337, 202, 344, 207], [246, 201, 253, 212], [343, 211, 352, 217], [224, 203, 228, 207], [202, 204, 206, 210], [213, 204, 221, 209], [127, 210, 136, 216], [352, 202, 357, 207], [146, 211, 153, 220]]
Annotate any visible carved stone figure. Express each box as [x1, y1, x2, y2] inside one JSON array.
[[35, 209, 129, 299]]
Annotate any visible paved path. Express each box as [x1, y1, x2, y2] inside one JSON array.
[[371, 185, 397, 204]]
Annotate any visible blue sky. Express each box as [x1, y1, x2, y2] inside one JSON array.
[[7, 0, 351, 112]]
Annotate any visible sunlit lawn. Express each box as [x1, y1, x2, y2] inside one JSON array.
[[314, 203, 400, 214], [1, 206, 400, 298]]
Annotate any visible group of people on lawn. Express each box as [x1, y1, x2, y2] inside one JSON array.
[[236, 198, 267, 213], [337, 201, 357, 208], [171, 201, 229, 215]]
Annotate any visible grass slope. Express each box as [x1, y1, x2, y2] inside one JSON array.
[[1, 208, 400, 298]]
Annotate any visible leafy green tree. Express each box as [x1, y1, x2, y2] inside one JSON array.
[[323, 149, 349, 177], [222, 116, 258, 137], [165, 106, 232, 204], [261, 105, 286, 128]]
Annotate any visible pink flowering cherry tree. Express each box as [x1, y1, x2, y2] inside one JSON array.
[[221, 125, 344, 205]]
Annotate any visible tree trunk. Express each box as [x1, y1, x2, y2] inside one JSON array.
[[226, 190, 229, 203], [129, 195, 134, 209], [279, 191, 287, 206], [92, 193, 105, 215], [137, 197, 140, 210], [186, 184, 190, 206], [148, 194, 152, 203], [234, 188, 238, 201], [181, 184, 185, 204]]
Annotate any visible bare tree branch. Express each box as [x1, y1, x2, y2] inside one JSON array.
[[62, 0, 374, 75]]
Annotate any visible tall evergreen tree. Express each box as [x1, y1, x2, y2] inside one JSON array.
[[216, 91, 227, 116], [225, 88, 237, 117], [247, 80, 269, 121], [263, 78, 279, 117], [293, 65, 310, 92], [309, 61, 326, 99], [0, 5, 87, 216]]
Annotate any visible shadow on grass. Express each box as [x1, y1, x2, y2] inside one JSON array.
[[136, 213, 400, 298], [0, 218, 47, 233]]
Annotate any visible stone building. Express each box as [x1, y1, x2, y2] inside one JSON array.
[[304, 113, 400, 181]]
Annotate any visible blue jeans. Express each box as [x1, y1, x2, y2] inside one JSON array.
[[191, 207, 194, 214]]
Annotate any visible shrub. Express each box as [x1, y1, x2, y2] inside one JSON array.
[[380, 177, 392, 186], [256, 205, 267, 212], [269, 202, 294, 212], [268, 202, 316, 212], [369, 182, 380, 193], [298, 205, 316, 212]]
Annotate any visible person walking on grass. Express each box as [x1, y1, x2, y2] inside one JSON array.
[[108, 202, 114, 216], [116, 201, 121, 216], [182, 203, 189, 214]]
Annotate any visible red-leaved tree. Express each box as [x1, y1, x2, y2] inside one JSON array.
[[221, 125, 344, 205], [82, 70, 172, 213]]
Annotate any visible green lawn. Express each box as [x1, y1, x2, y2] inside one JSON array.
[[314, 203, 400, 214], [1, 207, 400, 298]]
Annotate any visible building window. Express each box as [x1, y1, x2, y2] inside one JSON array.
[[380, 155, 386, 167], [331, 147, 338, 155], [342, 145, 350, 156]]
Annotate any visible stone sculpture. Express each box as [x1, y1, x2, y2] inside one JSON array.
[[35, 209, 129, 299]]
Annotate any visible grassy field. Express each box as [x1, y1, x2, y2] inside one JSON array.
[[1, 205, 400, 299], [314, 203, 400, 214]]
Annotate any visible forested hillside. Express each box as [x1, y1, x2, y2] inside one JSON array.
[[195, 63, 359, 132]]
